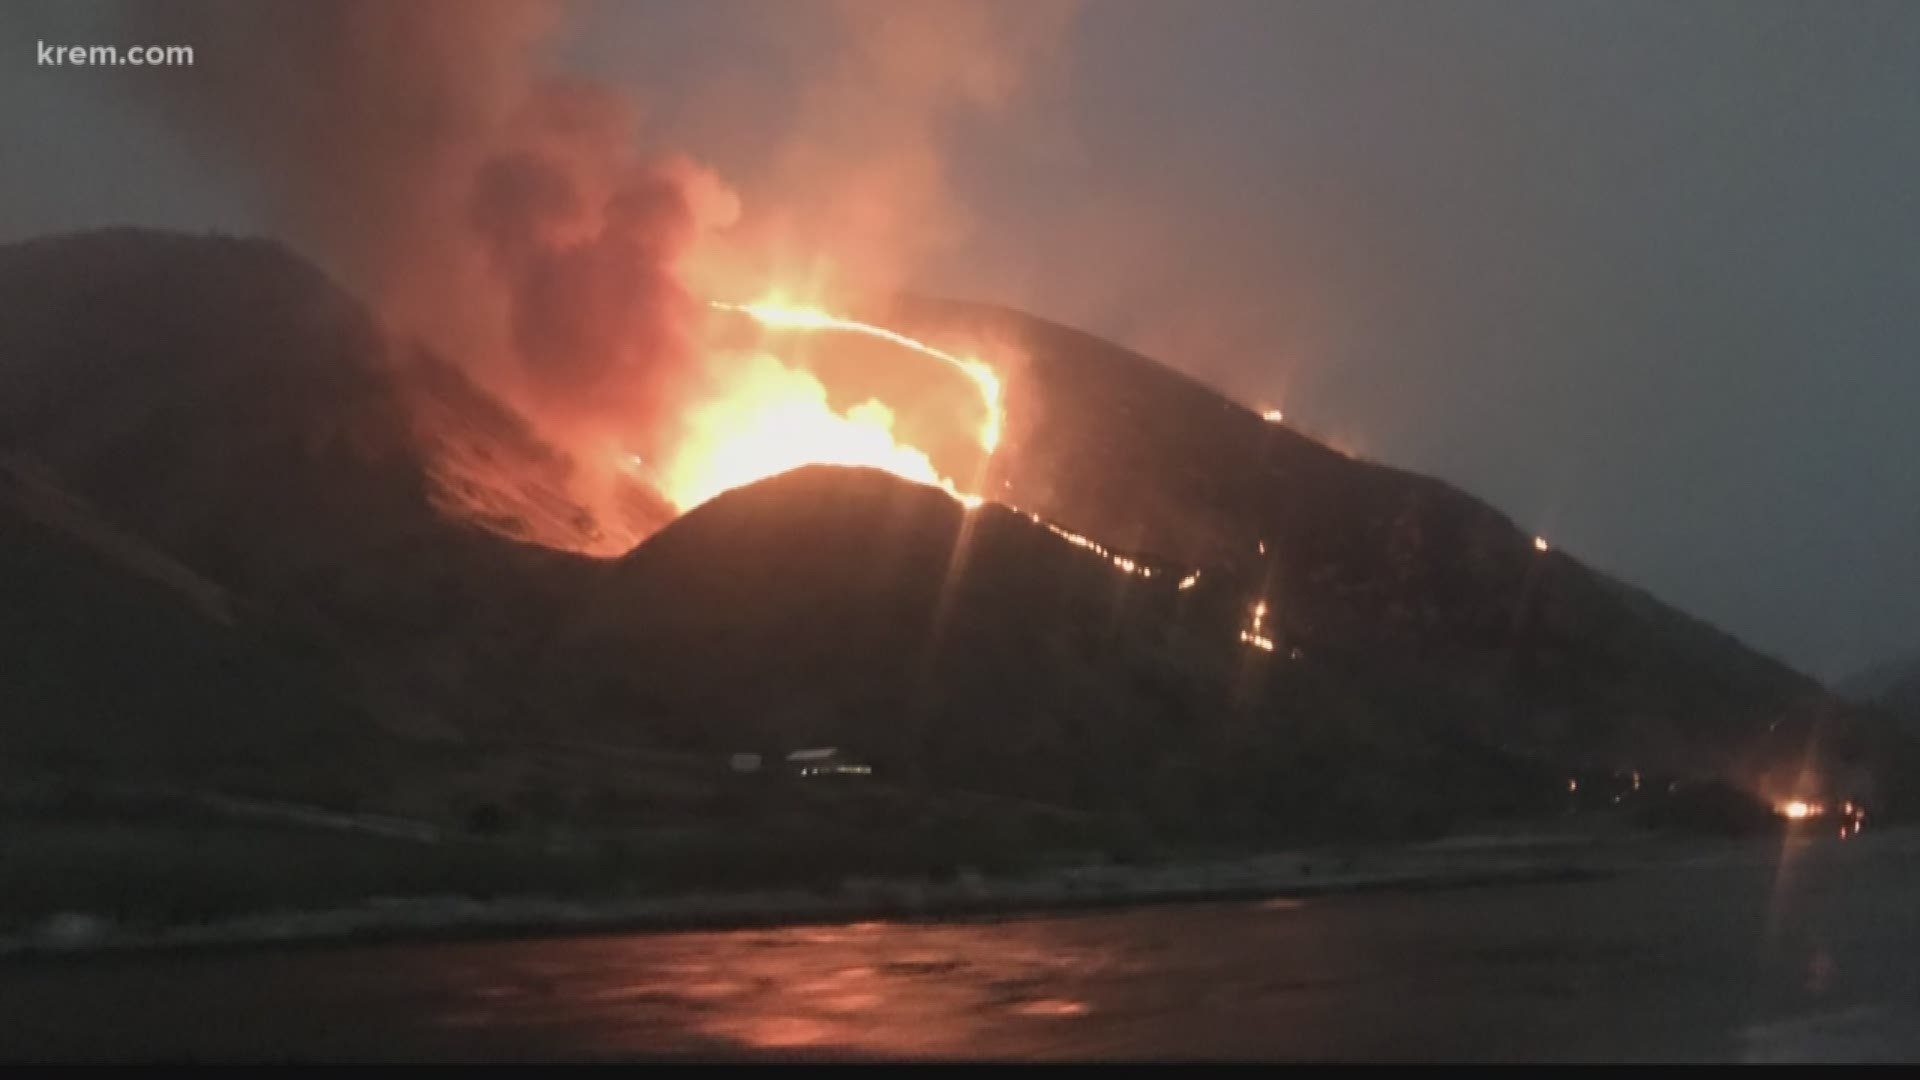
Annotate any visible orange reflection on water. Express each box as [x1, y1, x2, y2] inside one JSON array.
[[1013, 998, 1091, 1018], [648, 922, 1116, 1057]]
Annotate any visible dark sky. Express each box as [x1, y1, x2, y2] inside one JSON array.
[[5, 1, 1918, 682]]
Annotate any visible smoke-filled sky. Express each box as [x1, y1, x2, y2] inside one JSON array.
[[4, 0, 1918, 682]]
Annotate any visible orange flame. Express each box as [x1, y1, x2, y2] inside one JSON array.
[[654, 353, 962, 512], [645, 295, 1006, 511], [645, 298, 1006, 513], [1240, 598, 1275, 651], [711, 299, 1003, 454], [639, 299, 1228, 609]]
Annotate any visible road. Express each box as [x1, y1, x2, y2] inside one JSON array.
[[5, 830, 1920, 1061]]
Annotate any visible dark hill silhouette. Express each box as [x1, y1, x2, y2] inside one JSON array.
[[0, 459, 399, 803], [878, 296, 1840, 781], [0, 229, 1906, 830], [535, 464, 1548, 836], [1847, 653, 1920, 739], [0, 230, 604, 739]]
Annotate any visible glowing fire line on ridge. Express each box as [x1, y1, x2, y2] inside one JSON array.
[[690, 300, 1214, 600], [644, 299, 1007, 515], [710, 300, 1003, 454], [666, 299, 1266, 655]]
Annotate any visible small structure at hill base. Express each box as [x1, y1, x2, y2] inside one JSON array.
[[786, 747, 872, 778]]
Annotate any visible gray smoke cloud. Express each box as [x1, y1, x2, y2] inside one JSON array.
[[115, 0, 735, 457]]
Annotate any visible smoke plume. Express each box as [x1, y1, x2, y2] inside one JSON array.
[[109, 0, 1074, 548]]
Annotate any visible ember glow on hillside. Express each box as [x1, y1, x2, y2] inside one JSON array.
[[1029, 511, 1158, 579], [1240, 599, 1276, 652]]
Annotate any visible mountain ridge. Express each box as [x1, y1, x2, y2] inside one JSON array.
[[0, 227, 1903, 830]]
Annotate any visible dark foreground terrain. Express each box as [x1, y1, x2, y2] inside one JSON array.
[[4, 829, 1916, 1062]]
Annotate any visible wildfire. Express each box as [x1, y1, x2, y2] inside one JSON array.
[[642, 297, 1261, 644], [1036, 517, 1159, 580], [654, 353, 964, 511], [711, 300, 1003, 454], [647, 298, 1007, 514], [1240, 599, 1275, 651]]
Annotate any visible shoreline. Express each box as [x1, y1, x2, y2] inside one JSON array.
[[4, 842, 1613, 960]]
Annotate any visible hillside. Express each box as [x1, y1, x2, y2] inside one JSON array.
[[870, 296, 1841, 783], [533, 464, 1551, 837], [0, 459, 399, 803], [1886, 671, 1920, 723], [0, 230, 604, 740], [1846, 653, 1920, 736], [0, 228, 1904, 833]]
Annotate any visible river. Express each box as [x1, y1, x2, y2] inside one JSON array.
[[6, 830, 1920, 1061]]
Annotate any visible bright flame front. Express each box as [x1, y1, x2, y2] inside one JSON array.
[[714, 300, 1004, 455], [657, 352, 958, 511], [651, 299, 1004, 513]]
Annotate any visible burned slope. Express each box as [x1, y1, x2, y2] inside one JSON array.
[[882, 297, 1843, 782], [0, 227, 1893, 823], [535, 464, 1554, 836], [0, 461, 400, 802], [0, 230, 427, 593], [0, 230, 601, 739], [535, 465, 1192, 773]]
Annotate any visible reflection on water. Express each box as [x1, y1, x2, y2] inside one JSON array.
[[427, 919, 1122, 1058], [10, 837, 1920, 1061]]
